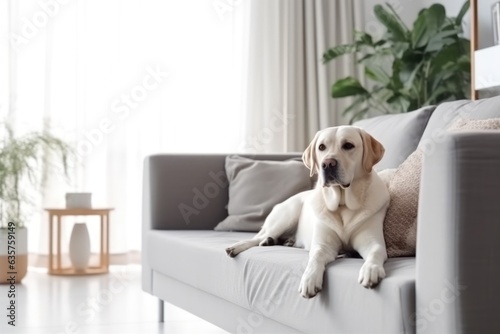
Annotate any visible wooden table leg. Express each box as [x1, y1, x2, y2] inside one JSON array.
[[100, 214, 105, 269], [57, 215, 61, 270], [49, 214, 53, 273], [105, 213, 109, 270]]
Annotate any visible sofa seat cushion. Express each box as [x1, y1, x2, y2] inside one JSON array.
[[147, 230, 416, 333]]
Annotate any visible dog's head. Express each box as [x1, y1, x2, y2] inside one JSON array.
[[302, 126, 384, 188]]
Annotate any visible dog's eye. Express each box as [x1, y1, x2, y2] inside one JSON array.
[[318, 144, 326, 151], [342, 143, 355, 150]]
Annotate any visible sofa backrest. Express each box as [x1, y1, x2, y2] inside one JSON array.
[[419, 95, 500, 146], [143, 153, 301, 230], [354, 106, 435, 171], [354, 95, 500, 170]]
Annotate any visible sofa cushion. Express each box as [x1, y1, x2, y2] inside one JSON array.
[[384, 117, 500, 258], [214, 155, 313, 232], [353, 105, 435, 171], [147, 230, 416, 333]]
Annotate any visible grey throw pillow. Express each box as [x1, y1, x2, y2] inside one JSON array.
[[354, 105, 435, 171], [214, 155, 313, 232]]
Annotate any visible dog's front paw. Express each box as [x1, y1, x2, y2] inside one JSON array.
[[225, 247, 237, 258], [358, 262, 385, 288], [225, 239, 259, 257], [298, 270, 323, 298]]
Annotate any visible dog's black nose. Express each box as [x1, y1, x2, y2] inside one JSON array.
[[321, 158, 337, 170]]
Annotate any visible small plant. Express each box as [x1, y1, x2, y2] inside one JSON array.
[[323, 1, 470, 123], [0, 122, 71, 228]]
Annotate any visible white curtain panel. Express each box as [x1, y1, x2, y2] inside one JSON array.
[[3, 0, 245, 262], [0, 1, 11, 121], [243, 0, 365, 153]]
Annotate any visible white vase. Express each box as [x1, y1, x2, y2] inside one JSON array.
[[69, 223, 91, 270]]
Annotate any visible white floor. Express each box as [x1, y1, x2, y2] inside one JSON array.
[[0, 265, 229, 334]]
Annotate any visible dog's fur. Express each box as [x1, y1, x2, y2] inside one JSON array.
[[225, 126, 390, 298]]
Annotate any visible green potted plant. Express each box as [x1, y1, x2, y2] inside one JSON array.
[[0, 122, 71, 283], [323, 1, 470, 123]]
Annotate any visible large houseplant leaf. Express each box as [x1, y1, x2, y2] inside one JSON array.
[[322, 31, 378, 63], [322, 44, 357, 63], [374, 4, 409, 42], [331, 77, 368, 98], [455, 0, 470, 25], [425, 28, 462, 52], [412, 4, 446, 48], [364, 64, 391, 85]]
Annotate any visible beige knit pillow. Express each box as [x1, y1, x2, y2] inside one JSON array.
[[384, 117, 500, 258]]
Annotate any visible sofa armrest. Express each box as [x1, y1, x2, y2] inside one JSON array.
[[142, 154, 229, 293], [416, 131, 500, 334]]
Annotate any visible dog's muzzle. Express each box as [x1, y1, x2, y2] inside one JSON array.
[[321, 158, 350, 188]]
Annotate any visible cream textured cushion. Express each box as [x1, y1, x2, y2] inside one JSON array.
[[384, 118, 500, 257]]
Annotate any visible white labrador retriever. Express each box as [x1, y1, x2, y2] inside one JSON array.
[[225, 126, 390, 298]]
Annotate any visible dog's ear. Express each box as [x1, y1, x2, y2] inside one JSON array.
[[302, 131, 320, 177], [359, 128, 384, 173]]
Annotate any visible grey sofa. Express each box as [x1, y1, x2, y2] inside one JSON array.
[[142, 96, 500, 334]]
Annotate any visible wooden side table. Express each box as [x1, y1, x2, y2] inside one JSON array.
[[44, 208, 113, 275]]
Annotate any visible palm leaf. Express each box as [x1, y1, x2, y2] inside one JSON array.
[[374, 4, 409, 42], [354, 31, 374, 46], [0, 123, 72, 227], [385, 3, 410, 32], [364, 65, 391, 84], [322, 44, 357, 63], [331, 77, 368, 98], [455, 0, 470, 25], [412, 4, 446, 48]]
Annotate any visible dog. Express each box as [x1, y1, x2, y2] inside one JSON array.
[[225, 126, 390, 298]]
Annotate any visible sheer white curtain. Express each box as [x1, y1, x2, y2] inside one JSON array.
[[243, 0, 365, 153], [3, 0, 245, 263]]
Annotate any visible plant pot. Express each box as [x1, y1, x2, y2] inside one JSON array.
[[69, 222, 91, 271], [0, 226, 28, 284]]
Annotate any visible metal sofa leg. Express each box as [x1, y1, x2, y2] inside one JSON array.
[[159, 298, 164, 323]]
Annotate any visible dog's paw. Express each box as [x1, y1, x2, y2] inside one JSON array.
[[298, 271, 323, 298], [282, 238, 295, 247], [259, 237, 275, 246], [225, 239, 260, 257], [358, 262, 385, 289], [225, 247, 237, 258]]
